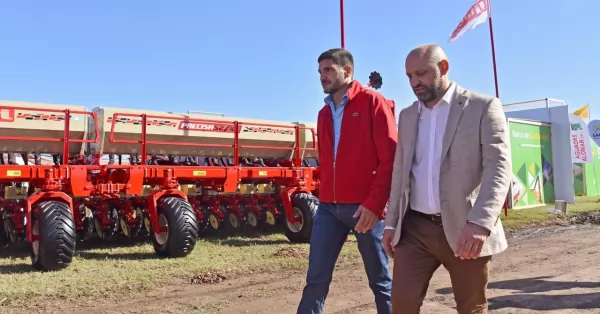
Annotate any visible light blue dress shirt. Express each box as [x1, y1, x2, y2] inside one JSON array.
[[324, 92, 349, 160]]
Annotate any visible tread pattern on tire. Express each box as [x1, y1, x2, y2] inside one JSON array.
[[153, 196, 199, 257], [284, 193, 319, 243], [33, 200, 76, 271]]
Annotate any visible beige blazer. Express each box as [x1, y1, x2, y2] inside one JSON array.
[[384, 83, 511, 257]]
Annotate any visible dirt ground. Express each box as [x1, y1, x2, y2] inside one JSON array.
[[1, 217, 599, 314], [42, 223, 596, 314]]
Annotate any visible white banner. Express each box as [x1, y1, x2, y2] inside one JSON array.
[[448, 0, 489, 43], [587, 119, 600, 147], [569, 114, 593, 163]]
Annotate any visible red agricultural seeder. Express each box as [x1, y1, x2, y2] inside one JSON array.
[[0, 101, 320, 271], [0, 71, 394, 272]]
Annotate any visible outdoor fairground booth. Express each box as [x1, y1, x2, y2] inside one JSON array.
[[502, 98, 576, 210]]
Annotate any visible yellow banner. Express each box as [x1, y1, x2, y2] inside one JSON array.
[[573, 104, 589, 119]]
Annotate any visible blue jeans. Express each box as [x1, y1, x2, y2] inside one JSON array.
[[297, 202, 392, 314]]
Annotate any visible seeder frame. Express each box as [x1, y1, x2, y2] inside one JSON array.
[[0, 105, 320, 271]]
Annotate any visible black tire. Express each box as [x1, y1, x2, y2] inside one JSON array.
[[225, 206, 246, 232], [245, 210, 259, 229], [30, 200, 77, 271], [206, 212, 224, 232], [205, 204, 227, 234], [195, 205, 210, 238], [258, 204, 280, 233], [76, 207, 94, 241], [284, 193, 319, 243], [151, 197, 199, 258], [76, 216, 94, 240], [0, 214, 9, 250]]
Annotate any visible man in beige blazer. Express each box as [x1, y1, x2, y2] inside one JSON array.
[[383, 44, 511, 314]]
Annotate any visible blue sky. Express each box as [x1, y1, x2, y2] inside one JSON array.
[[0, 0, 597, 123]]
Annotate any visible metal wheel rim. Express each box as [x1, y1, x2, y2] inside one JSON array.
[[209, 214, 219, 229], [120, 217, 130, 237], [94, 218, 104, 238], [32, 220, 39, 256], [286, 207, 303, 233], [228, 213, 239, 228], [132, 208, 143, 234], [265, 211, 276, 226], [110, 208, 119, 232], [154, 214, 168, 245], [85, 207, 93, 218], [144, 217, 151, 234], [247, 212, 258, 227]]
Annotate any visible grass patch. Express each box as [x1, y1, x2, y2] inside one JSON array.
[[0, 232, 361, 307], [2, 196, 598, 308], [502, 195, 600, 229]]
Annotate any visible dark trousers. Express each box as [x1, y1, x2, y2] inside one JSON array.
[[391, 209, 492, 314], [297, 202, 392, 314]]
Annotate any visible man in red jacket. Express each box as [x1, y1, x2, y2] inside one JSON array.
[[296, 48, 398, 314]]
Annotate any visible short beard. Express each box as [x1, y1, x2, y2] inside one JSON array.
[[323, 84, 338, 95], [417, 80, 444, 103], [324, 74, 348, 95]]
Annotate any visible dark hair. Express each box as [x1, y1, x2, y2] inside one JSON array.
[[318, 48, 354, 70]]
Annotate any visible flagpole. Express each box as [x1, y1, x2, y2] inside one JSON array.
[[488, 0, 499, 98], [486, 0, 508, 215], [341, 0, 351, 242], [340, 0, 345, 48]]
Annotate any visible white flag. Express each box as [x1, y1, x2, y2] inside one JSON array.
[[569, 114, 593, 164], [448, 0, 490, 43]]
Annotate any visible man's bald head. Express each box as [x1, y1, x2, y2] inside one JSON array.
[[405, 44, 451, 106], [407, 44, 448, 65]]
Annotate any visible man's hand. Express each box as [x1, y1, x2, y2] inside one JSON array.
[[455, 222, 490, 259], [382, 229, 395, 258], [353, 205, 378, 233]]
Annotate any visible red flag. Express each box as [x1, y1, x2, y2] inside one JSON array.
[[448, 0, 490, 43]]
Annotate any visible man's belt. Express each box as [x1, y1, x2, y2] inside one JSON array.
[[409, 209, 443, 225]]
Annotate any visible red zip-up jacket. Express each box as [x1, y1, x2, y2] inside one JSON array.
[[317, 80, 398, 218]]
